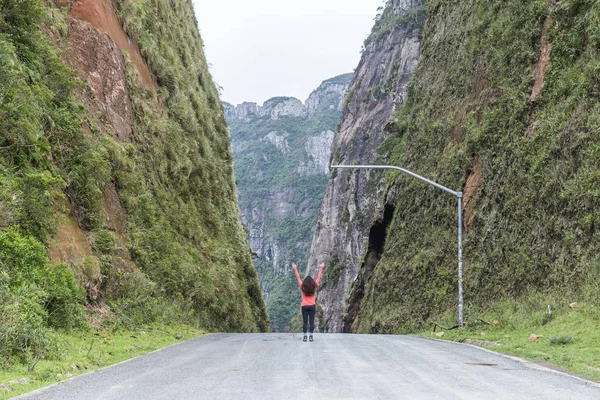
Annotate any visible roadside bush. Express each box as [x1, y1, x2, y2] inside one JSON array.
[[108, 269, 194, 329], [0, 285, 49, 369], [1, 227, 54, 287], [550, 334, 575, 346], [0, 228, 84, 364], [45, 262, 85, 328]]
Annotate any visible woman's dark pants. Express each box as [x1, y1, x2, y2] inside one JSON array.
[[302, 305, 316, 334]]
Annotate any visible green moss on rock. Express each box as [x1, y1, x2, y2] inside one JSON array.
[[358, 0, 600, 333]]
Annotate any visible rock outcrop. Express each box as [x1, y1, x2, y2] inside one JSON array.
[[305, 74, 353, 117], [64, 17, 133, 141], [307, 0, 424, 332]]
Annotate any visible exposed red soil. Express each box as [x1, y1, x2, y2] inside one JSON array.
[[65, 18, 133, 140], [48, 202, 93, 265], [69, 0, 155, 89], [529, 16, 553, 103], [463, 155, 483, 231]]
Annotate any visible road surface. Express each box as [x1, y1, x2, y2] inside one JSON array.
[[17, 333, 600, 399]]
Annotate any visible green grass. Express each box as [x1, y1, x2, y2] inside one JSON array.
[[418, 297, 600, 382], [0, 325, 204, 399]]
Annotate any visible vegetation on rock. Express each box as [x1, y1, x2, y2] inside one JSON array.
[[355, 0, 600, 334], [0, 0, 269, 372]]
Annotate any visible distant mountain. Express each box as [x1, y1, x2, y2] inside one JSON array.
[[224, 73, 352, 331]]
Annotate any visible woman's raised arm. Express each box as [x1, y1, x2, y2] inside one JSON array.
[[292, 263, 302, 286], [315, 263, 325, 286]]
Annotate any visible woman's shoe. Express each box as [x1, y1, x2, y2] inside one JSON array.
[[303, 336, 307, 342], [309, 336, 313, 342]]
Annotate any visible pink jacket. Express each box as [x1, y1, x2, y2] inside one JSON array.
[[293, 265, 324, 307]]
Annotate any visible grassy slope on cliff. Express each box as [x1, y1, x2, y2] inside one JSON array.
[[1, 0, 90, 370], [0, 0, 268, 377], [112, 0, 268, 332], [355, 0, 600, 333]]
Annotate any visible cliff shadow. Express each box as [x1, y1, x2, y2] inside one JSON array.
[[342, 203, 395, 333]]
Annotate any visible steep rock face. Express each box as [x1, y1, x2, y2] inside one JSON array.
[[0, 0, 268, 334], [313, 0, 600, 334], [354, 0, 600, 333], [225, 74, 351, 330], [298, 130, 335, 175], [307, 0, 424, 332]]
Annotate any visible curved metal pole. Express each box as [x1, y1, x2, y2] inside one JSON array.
[[457, 195, 463, 327], [330, 165, 460, 197], [331, 164, 464, 327]]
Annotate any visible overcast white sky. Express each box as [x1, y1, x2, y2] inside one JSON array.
[[192, 0, 382, 105]]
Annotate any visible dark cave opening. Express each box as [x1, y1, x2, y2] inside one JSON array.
[[367, 203, 395, 256], [342, 203, 395, 333]]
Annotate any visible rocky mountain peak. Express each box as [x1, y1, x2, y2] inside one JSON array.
[[262, 97, 305, 119], [223, 73, 352, 122], [305, 73, 353, 117]]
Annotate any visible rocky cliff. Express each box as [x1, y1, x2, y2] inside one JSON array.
[[307, 0, 424, 332], [224, 74, 351, 330], [312, 0, 600, 334], [0, 0, 269, 343]]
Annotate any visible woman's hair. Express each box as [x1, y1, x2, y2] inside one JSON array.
[[301, 276, 316, 296]]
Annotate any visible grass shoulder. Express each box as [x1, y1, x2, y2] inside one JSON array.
[[417, 301, 600, 383], [0, 324, 204, 399]]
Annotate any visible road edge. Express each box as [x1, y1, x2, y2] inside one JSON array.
[[417, 335, 600, 388], [9, 333, 213, 400]]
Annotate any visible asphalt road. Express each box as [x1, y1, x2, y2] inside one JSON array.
[[17, 333, 600, 400]]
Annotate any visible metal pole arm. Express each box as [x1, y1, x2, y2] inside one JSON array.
[[330, 164, 460, 198]]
